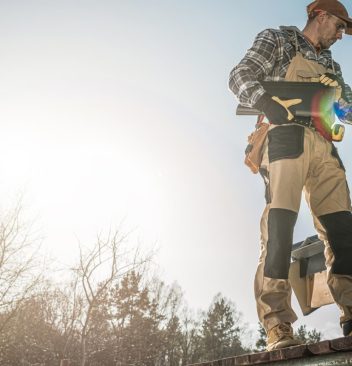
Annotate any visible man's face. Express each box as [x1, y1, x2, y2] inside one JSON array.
[[318, 12, 347, 49]]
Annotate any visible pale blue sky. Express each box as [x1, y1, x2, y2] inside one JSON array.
[[0, 0, 351, 342]]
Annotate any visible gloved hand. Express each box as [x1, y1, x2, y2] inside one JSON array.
[[254, 92, 302, 125], [319, 72, 339, 86], [318, 73, 352, 124], [334, 99, 352, 124], [319, 73, 342, 101]]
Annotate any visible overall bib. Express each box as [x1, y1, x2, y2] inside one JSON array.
[[254, 37, 352, 331]]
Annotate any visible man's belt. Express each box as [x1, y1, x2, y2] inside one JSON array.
[[293, 117, 315, 129], [236, 81, 336, 118]]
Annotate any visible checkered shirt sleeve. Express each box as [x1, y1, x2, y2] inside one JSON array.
[[229, 28, 352, 106], [228, 29, 284, 108]]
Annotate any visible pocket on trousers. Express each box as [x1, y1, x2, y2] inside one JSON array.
[[268, 125, 304, 163]]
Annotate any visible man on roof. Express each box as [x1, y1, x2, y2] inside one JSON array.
[[229, 0, 352, 351]]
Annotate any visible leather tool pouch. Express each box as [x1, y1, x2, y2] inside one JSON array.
[[244, 117, 269, 174]]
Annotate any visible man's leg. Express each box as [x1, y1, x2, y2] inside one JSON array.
[[255, 204, 298, 331], [319, 212, 352, 335], [311, 214, 352, 335], [305, 136, 352, 336], [255, 125, 308, 349]]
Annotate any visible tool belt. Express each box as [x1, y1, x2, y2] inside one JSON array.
[[293, 117, 315, 130], [243, 115, 315, 174], [293, 116, 345, 142], [244, 116, 269, 174]]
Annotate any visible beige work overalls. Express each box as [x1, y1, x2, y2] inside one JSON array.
[[255, 33, 352, 331]]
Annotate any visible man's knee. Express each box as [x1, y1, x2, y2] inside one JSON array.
[[319, 211, 352, 276], [264, 208, 297, 279]]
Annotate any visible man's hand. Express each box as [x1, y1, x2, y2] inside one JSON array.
[[334, 99, 352, 124], [254, 93, 302, 125], [319, 73, 339, 86], [271, 97, 302, 121], [318, 74, 352, 123], [319, 73, 342, 101]]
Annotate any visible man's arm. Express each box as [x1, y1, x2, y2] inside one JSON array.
[[333, 61, 352, 103], [229, 29, 281, 108], [330, 61, 352, 123]]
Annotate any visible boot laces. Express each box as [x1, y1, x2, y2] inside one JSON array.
[[270, 323, 293, 340]]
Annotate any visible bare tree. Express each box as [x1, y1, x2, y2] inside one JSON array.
[[73, 229, 151, 366], [54, 278, 82, 359], [35, 279, 83, 361], [0, 200, 43, 333]]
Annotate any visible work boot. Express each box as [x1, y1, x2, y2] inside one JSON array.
[[342, 320, 352, 336], [267, 323, 303, 351]]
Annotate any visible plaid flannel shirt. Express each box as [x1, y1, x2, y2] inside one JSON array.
[[229, 26, 352, 108]]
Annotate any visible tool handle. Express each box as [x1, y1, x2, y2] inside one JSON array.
[[236, 105, 261, 115]]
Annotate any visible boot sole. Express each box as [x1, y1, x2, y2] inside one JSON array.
[[267, 339, 303, 351]]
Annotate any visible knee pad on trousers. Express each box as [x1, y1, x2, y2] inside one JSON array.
[[319, 211, 352, 276], [264, 208, 297, 279]]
